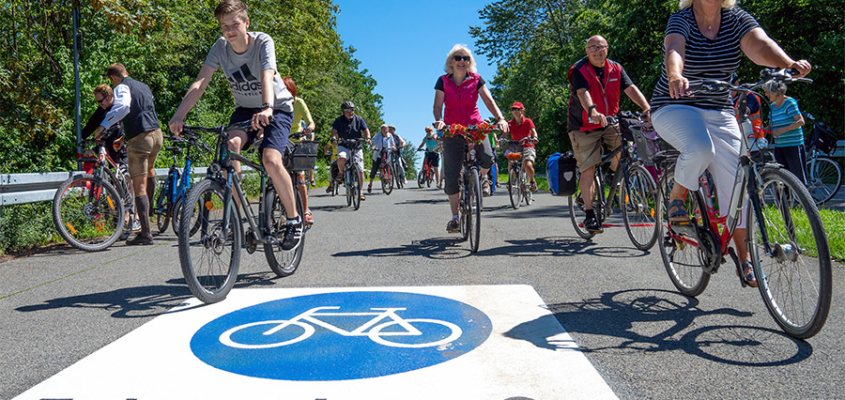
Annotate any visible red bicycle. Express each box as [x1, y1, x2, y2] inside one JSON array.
[[417, 150, 436, 188]]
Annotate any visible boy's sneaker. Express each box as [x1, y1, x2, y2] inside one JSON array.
[[131, 218, 141, 232], [446, 219, 460, 233], [281, 222, 302, 251], [583, 216, 603, 233]]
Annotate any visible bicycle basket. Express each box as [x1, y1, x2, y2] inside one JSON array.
[[291, 140, 319, 171], [631, 125, 672, 165]]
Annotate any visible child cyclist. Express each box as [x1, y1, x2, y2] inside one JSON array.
[[168, 0, 301, 250]]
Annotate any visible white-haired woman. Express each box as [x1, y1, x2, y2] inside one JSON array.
[[650, 0, 811, 287], [432, 44, 509, 233]]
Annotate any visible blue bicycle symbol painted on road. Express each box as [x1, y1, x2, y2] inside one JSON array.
[[191, 291, 493, 381]]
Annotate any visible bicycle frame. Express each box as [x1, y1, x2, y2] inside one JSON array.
[[80, 140, 134, 211]]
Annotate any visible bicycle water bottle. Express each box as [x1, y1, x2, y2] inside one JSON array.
[[743, 119, 768, 153]]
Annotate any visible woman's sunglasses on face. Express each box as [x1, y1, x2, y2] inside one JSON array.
[[453, 55, 471, 62]]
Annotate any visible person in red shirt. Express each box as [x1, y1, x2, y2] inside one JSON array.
[[501, 102, 539, 191]]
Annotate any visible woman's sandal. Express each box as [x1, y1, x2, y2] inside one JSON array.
[[367, 182, 372, 194], [738, 261, 758, 288], [667, 199, 690, 222]]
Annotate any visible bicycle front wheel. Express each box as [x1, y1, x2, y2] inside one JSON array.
[[352, 168, 362, 210], [468, 168, 482, 253], [264, 185, 305, 277], [522, 168, 533, 206], [568, 169, 597, 239], [508, 166, 521, 210], [381, 164, 393, 195], [52, 175, 124, 252], [154, 179, 171, 234], [417, 167, 425, 188], [622, 165, 659, 250], [748, 167, 832, 339], [805, 156, 841, 205], [178, 179, 241, 304], [656, 169, 710, 297]]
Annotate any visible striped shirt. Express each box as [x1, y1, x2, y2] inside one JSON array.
[[771, 97, 804, 148], [651, 7, 760, 111]]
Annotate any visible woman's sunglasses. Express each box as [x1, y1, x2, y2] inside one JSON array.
[[452, 55, 471, 62]]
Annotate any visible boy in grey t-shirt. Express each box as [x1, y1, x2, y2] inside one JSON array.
[[168, 0, 301, 251]]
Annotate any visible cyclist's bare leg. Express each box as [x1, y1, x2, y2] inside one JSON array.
[[525, 160, 536, 182], [580, 165, 597, 209], [296, 171, 309, 214], [337, 157, 346, 180], [449, 193, 460, 216], [434, 167, 440, 183], [263, 147, 299, 220], [226, 129, 248, 207], [733, 228, 750, 263]]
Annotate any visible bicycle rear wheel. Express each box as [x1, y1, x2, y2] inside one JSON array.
[[805, 156, 841, 205], [264, 185, 306, 277], [568, 169, 597, 239], [622, 165, 659, 250], [656, 169, 710, 297], [468, 168, 482, 253], [508, 166, 521, 209], [53, 175, 124, 252], [178, 179, 241, 304], [748, 167, 832, 339]]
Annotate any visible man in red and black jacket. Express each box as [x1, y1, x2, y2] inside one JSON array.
[[567, 35, 651, 233]]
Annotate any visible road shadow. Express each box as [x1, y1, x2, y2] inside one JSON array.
[[477, 236, 651, 259], [504, 288, 812, 366], [333, 237, 474, 260], [394, 198, 449, 205], [14, 272, 281, 318]]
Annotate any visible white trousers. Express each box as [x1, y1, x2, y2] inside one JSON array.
[[652, 104, 746, 228]]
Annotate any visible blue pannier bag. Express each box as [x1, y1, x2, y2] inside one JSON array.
[[548, 151, 578, 196]]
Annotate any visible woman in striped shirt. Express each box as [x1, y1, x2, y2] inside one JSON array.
[[650, 0, 811, 287]]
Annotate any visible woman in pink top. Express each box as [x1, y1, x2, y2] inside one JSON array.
[[432, 44, 509, 234]]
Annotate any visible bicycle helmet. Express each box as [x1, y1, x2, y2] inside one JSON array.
[[341, 101, 355, 110]]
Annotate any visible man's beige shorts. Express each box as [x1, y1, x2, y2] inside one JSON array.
[[521, 147, 537, 163], [568, 125, 621, 170], [127, 128, 163, 178]]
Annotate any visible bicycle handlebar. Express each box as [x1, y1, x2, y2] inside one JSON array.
[[688, 68, 812, 95]]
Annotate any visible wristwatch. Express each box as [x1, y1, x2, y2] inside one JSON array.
[[261, 103, 272, 110]]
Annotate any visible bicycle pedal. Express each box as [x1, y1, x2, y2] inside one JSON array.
[[670, 221, 696, 237]]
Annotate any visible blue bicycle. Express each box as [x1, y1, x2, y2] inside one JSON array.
[[154, 131, 208, 234]]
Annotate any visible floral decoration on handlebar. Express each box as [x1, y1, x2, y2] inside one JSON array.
[[441, 122, 496, 144]]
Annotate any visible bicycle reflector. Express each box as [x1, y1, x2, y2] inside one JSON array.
[[205, 201, 214, 211]]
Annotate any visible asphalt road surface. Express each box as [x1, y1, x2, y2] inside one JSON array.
[[1, 183, 843, 399]]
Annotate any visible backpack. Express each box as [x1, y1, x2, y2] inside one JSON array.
[[547, 151, 578, 196], [811, 121, 839, 155]]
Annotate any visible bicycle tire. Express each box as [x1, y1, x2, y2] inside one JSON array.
[[805, 156, 842, 205], [418, 167, 425, 188], [522, 167, 532, 206], [154, 179, 172, 234], [345, 170, 353, 207], [748, 167, 832, 339], [381, 163, 394, 195], [656, 169, 710, 297], [264, 185, 306, 277], [427, 170, 433, 188], [459, 175, 470, 242], [568, 169, 597, 239], [394, 160, 404, 189], [469, 168, 482, 253], [622, 164, 659, 250], [508, 166, 521, 210], [52, 174, 125, 252], [178, 179, 241, 304], [353, 168, 362, 210], [172, 193, 203, 237]]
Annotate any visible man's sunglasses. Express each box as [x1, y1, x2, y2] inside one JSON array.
[[343, 108, 355, 112], [95, 97, 107, 104], [452, 55, 471, 62]]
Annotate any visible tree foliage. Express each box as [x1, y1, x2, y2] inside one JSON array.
[[471, 0, 844, 170], [0, 0, 385, 173]]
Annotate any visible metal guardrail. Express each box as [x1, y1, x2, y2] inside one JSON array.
[[0, 167, 225, 206], [2, 142, 841, 207]]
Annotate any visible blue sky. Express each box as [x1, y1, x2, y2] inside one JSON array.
[[334, 0, 500, 165]]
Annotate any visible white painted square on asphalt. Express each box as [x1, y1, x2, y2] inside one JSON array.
[[15, 285, 617, 400]]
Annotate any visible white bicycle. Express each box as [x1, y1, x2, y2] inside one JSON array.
[[219, 306, 463, 349]]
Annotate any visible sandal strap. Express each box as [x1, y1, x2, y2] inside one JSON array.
[[667, 199, 689, 218]]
